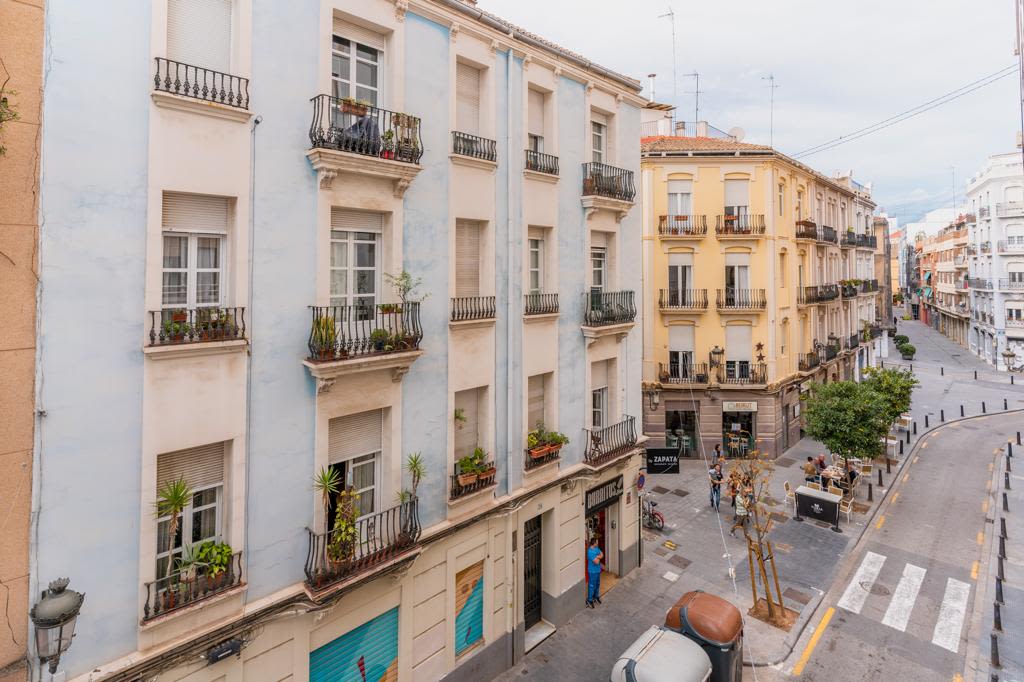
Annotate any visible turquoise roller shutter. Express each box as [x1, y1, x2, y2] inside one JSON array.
[[310, 607, 399, 682]]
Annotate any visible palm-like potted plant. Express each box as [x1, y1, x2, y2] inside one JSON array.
[[155, 476, 192, 581], [313, 466, 341, 535], [312, 316, 338, 361], [405, 452, 425, 498], [327, 489, 360, 565]]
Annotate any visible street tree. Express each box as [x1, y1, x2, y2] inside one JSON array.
[[861, 366, 918, 429], [802, 380, 891, 461]]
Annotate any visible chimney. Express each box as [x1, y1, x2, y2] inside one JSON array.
[[647, 73, 656, 102], [696, 121, 709, 137]]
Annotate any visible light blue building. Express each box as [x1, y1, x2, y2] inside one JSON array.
[[33, 1, 644, 679]]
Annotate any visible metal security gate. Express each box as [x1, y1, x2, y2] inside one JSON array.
[[524, 516, 542, 629]]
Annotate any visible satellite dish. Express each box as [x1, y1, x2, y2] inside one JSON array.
[[728, 127, 745, 142]]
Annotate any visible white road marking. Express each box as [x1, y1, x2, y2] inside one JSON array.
[[932, 578, 971, 653], [881, 563, 926, 632], [837, 551, 886, 614]]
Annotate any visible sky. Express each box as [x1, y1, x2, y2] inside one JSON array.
[[482, 0, 1022, 224]]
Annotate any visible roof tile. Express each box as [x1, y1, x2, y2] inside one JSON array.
[[640, 136, 772, 153]]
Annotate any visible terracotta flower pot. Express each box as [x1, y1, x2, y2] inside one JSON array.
[[457, 472, 478, 487], [478, 466, 496, 484]]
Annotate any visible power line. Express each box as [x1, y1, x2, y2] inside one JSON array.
[[793, 64, 1018, 158]]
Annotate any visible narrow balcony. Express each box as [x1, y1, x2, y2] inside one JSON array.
[[304, 499, 421, 592], [148, 307, 246, 347], [524, 293, 559, 316], [581, 162, 636, 202], [823, 339, 840, 361], [980, 241, 992, 254], [717, 362, 767, 385], [999, 278, 1024, 290], [798, 284, 839, 305], [143, 551, 243, 621], [859, 279, 879, 294], [1007, 318, 1024, 328], [584, 291, 637, 327], [997, 240, 1024, 253], [847, 333, 860, 350], [153, 57, 249, 110], [979, 207, 991, 219], [996, 202, 1024, 218], [658, 215, 708, 238], [658, 362, 710, 384], [452, 131, 497, 163], [818, 225, 838, 244], [794, 220, 818, 241], [715, 214, 766, 237], [658, 288, 708, 311], [967, 245, 978, 256], [798, 352, 820, 372], [525, 149, 559, 176], [584, 416, 638, 467], [524, 444, 562, 472], [716, 288, 767, 311], [451, 296, 497, 322], [840, 231, 858, 248], [307, 95, 423, 195], [969, 278, 993, 290], [840, 283, 858, 299], [450, 461, 497, 501]]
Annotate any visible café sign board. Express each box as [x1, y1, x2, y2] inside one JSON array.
[[586, 475, 624, 515], [722, 401, 757, 412]]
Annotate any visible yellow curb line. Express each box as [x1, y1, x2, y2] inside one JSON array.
[[792, 607, 835, 676]]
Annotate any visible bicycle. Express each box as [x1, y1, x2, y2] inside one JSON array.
[[641, 491, 665, 530]]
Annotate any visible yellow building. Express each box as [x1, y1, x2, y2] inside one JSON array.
[[640, 129, 881, 459]]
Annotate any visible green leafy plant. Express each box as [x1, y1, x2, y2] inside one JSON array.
[[193, 541, 233, 577], [312, 316, 337, 356], [802, 381, 891, 462], [454, 408, 467, 425], [162, 321, 192, 338], [313, 466, 341, 533], [405, 452, 425, 498], [370, 328, 390, 346], [155, 476, 193, 581], [897, 343, 916, 359], [327, 489, 360, 563], [861, 366, 918, 427], [384, 270, 429, 304], [457, 454, 479, 475], [893, 334, 909, 346]]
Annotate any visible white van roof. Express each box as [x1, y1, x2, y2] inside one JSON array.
[[610, 626, 713, 682]]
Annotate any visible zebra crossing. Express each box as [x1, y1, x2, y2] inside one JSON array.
[[837, 551, 972, 653]]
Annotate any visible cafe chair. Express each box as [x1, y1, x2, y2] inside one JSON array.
[[828, 484, 844, 498], [840, 497, 853, 523], [807, 481, 822, 491], [784, 480, 796, 510]]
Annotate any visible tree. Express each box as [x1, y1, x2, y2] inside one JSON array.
[[802, 381, 891, 461], [861, 366, 918, 428], [154, 476, 193, 581]]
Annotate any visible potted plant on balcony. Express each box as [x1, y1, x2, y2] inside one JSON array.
[[456, 454, 479, 487], [898, 343, 916, 361], [381, 129, 395, 160], [312, 316, 338, 361], [162, 320, 192, 342], [313, 465, 341, 540], [370, 328, 390, 351], [194, 540, 233, 590], [154, 475, 193, 609], [170, 308, 188, 323], [339, 97, 370, 117], [475, 448, 496, 485], [327, 489, 360, 567], [546, 430, 569, 455], [527, 424, 553, 459]]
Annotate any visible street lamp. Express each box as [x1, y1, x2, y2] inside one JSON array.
[[642, 382, 661, 411], [709, 345, 725, 368], [30, 578, 85, 674]]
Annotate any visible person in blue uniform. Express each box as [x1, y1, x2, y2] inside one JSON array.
[[586, 536, 604, 608]]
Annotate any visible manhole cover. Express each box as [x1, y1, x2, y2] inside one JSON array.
[[672, 489, 689, 497], [867, 582, 890, 596], [652, 485, 670, 494]]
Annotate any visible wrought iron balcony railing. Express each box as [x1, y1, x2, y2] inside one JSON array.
[[658, 362, 710, 384], [524, 446, 561, 471], [452, 131, 497, 161], [840, 284, 858, 298], [979, 207, 991, 219], [718, 362, 767, 385], [451, 296, 497, 322], [968, 278, 993, 290], [308, 303, 421, 362], [859, 279, 879, 294], [304, 499, 421, 590], [823, 340, 840, 361], [980, 241, 992, 254], [847, 333, 860, 350], [524, 293, 559, 315], [525, 149, 559, 175], [154, 58, 249, 109], [841, 231, 858, 248], [584, 416, 637, 466], [658, 215, 708, 237], [715, 214, 766, 236], [450, 462, 497, 500], [798, 352, 820, 372], [584, 290, 637, 326], [581, 162, 636, 202], [865, 235, 878, 249], [309, 95, 423, 164], [716, 288, 767, 310], [997, 240, 1024, 253], [1000, 278, 1024, 290], [658, 288, 708, 310], [143, 551, 242, 621], [149, 307, 246, 346], [819, 225, 838, 244], [794, 220, 818, 240]]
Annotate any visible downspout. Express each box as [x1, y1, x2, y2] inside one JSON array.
[[243, 114, 261, 608]]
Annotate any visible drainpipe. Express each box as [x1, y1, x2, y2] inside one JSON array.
[[242, 114, 261, 609]]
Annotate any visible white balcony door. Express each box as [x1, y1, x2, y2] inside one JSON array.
[[161, 192, 230, 311], [455, 220, 481, 297], [167, 0, 232, 72], [724, 179, 749, 216], [528, 238, 544, 294], [591, 246, 607, 294], [668, 325, 694, 374], [725, 324, 752, 378], [332, 20, 384, 107], [328, 409, 383, 519], [668, 253, 692, 298], [667, 180, 692, 216], [330, 209, 382, 312], [528, 89, 545, 152], [591, 111, 607, 163]]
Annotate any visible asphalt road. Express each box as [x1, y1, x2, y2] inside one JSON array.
[[777, 412, 1020, 682]]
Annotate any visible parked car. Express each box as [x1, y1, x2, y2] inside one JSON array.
[[610, 626, 713, 682], [664, 591, 744, 682]]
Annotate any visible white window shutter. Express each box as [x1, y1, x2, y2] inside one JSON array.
[[725, 325, 752, 361], [724, 179, 749, 207], [591, 231, 607, 249], [329, 410, 383, 464], [333, 18, 386, 52], [528, 90, 545, 137], [455, 220, 481, 297], [667, 180, 692, 194], [668, 325, 694, 352], [157, 442, 225, 491], [456, 63, 481, 134], [667, 253, 693, 267], [331, 208, 384, 232], [527, 375, 545, 429], [591, 111, 608, 126], [591, 360, 608, 389], [167, 0, 233, 73], [162, 192, 231, 233], [724, 253, 750, 266], [454, 389, 479, 458]]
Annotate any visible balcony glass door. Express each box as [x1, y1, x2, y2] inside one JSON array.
[[668, 264, 690, 306]]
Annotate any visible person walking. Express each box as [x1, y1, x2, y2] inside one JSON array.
[[585, 536, 603, 608], [708, 463, 724, 511], [730, 482, 751, 536], [713, 443, 724, 462]]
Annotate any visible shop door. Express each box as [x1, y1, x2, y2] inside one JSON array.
[[309, 607, 399, 682], [524, 516, 543, 630], [586, 510, 607, 570], [782, 407, 790, 451]]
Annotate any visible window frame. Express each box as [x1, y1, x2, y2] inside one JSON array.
[[528, 238, 544, 294], [331, 34, 382, 107], [591, 385, 608, 429], [330, 229, 381, 313], [591, 121, 606, 163], [591, 246, 607, 293], [161, 232, 226, 310], [155, 483, 223, 579]]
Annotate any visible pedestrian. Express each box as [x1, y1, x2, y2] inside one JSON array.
[[802, 456, 819, 483], [708, 463, 723, 511], [894, 315, 898, 327], [730, 485, 750, 536], [713, 443, 724, 462], [585, 536, 603, 608]]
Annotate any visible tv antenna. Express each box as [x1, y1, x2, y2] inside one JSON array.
[[658, 7, 677, 101], [761, 74, 780, 147], [684, 72, 701, 125]]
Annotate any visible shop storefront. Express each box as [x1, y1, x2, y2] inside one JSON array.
[[664, 407, 698, 457], [585, 475, 624, 580], [721, 401, 756, 457]]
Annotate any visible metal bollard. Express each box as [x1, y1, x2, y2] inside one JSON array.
[[1004, 492, 1010, 512], [1006, 472, 1012, 490], [878, 469, 884, 487], [983, 401, 987, 413], [886, 456, 892, 474], [1009, 442, 1014, 457], [999, 555, 1005, 581], [1005, 398, 1009, 410], [996, 576, 1005, 604], [999, 536, 1006, 560], [941, 366, 944, 376], [995, 601, 1003, 631], [906, 430, 911, 444], [910, 363, 914, 372], [868, 482, 873, 502], [1001, 517, 1007, 539], [941, 409, 945, 421], [992, 633, 1001, 668], [961, 405, 965, 417], [925, 415, 930, 428], [1018, 431, 1021, 445], [899, 440, 904, 456], [913, 421, 918, 434]]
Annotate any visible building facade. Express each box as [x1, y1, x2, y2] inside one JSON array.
[[872, 216, 894, 326], [917, 218, 971, 347], [966, 150, 1024, 370], [639, 130, 881, 461], [32, 1, 645, 679], [0, 0, 43, 679]]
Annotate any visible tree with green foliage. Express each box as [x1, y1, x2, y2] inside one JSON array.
[[861, 366, 918, 428], [802, 381, 891, 461]]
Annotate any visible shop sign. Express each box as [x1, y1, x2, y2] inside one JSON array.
[[722, 401, 758, 412], [586, 475, 624, 516], [646, 450, 680, 474]]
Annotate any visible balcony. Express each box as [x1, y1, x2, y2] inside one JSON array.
[[658, 288, 709, 311], [584, 290, 637, 327], [584, 416, 638, 467], [794, 220, 818, 241], [859, 279, 879, 294], [152, 58, 250, 118], [798, 352, 820, 372], [999, 278, 1024, 291], [798, 284, 839, 305], [718, 362, 767, 385], [451, 296, 497, 322], [143, 551, 243, 621], [715, 214, 766, 237], [841, 231, 858, 248], [658, 215, 708, 238], [524, 445, 562, 472], [979, 207, 991, 219], [307, 95, 423, 195], [658, 362, 711, 384], [581, 163, 635, 221], [1007, 318, 1024, 328], [823, 339, 840, 361], [716, 288, 767, 311], [524, 293, 559, 316], [452, 131, 497, 164], [967, 245, 978, 256], [525, 149, 559, 176], [969, 278, 993, 290], [996, 202, 1024, 218], [304, 499, 421, 592], [840, 283, 858, 299], [980, 241, 992, 254], [450, 461, 497, 501], [847, 333, 860, 350], [997, 240, 1024, 253], [819, 225, 838, 244], [304, 303, 422, 388], [954, 254, 968, 265], [866, 235, 878, 249], [148, 307, 246, 347]]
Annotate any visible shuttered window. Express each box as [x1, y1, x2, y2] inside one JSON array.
[[330, 209, 381, 311], [528, 90, 545, 137], [668, 325, 694, 352], [310, 607, 399, 682], [167, 0, 233, 73], [155, 442, 225, 579], [454, 389, 480, 459], [456, 62, 481, 134], [455, 220, 481, 297], [330, 208, 384, 232], [527, 374, 546, 430], [157, 442, 225, 490], [724, 179, 749, 214], [333, 17, 386, 52], [668, 179, 692, 215], [591, 360, 609, 389], [725, 325, 752, 361], [328, 410, 383, 465], [163, 192, 231, 234]]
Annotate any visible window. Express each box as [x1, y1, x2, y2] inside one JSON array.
[[454, 388, 483, 459], [667, 180, 692, 216], [779, 252, 787, 288], [327, 410, 382, 520], [161, 192, 231, 311], [330, 209, 382, 312], [724, 179, 749, 216], [591, 112, 607, 163], [528, 238, 544, 294], [167, 0, 232, 73], [456, 62, 481, 134], [527, 374, 547, 430], [332, 19, 383, 107], [667, 253, 691, 305], [591, 246, 607, 294], [455, 220, 482, 297], [725, 324, 752, 378], [778, 184, 785, 216], [155, 442, 226, 579], [591, 360, 609, 428], [528, 89, 545, 153], [668, 325, 694, 378], [796, 189, 804, 219]]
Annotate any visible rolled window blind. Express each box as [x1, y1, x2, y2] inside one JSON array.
[[591, 111, 608, 126], [454, 389, 479, 459], [329, 410, 383, 464], [528, 90, 545, 137], [455, 220, 481, 297], [591, 231, 607, 249], [724, 252, 750, 266], [668, 325, 695, 352], [667, 180, 692, 194], [527, 375, 545, 429], [157, 441, 225, 491], [456, 63, 481, 134], [724, 179, 749, 207], [591, 360, 608, 389], [333, 18, 385, 52], [163, 192, 231, 233], [668, 253, 693, 266], [725, 325, 752, 361], [167, 0, 232, 73], [331, 208, 384, 232]]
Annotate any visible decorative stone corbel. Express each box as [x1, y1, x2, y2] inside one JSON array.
[[490, 38, 499, 54], [449, 22, 460, 42], [394, 0, 409, 21], [392, 365, 412, 382], [584, 205, 599, 220], [586, 80, 595, 94], [615, 93, 624, 104], [316, 377, 336, 394], [393, 177, 412, 198], [318, 169, 337, 190], [523, 54, 532, 70], [553, 66, 563, 77]]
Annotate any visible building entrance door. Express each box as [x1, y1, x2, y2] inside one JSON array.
[[524, 516, 542, 630]]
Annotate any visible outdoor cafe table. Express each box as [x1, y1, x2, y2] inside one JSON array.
[[794, 485, 842, 532]]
